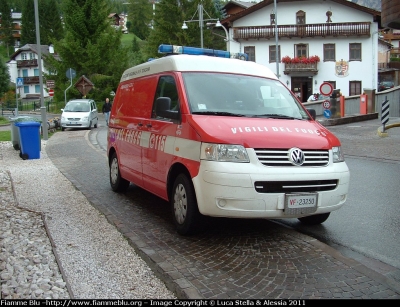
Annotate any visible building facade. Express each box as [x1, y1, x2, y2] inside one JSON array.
[[7, 44, 57, 100], [223, 0, 381, 102]]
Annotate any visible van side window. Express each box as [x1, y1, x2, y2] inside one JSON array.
[[152, 75, 180, 122]]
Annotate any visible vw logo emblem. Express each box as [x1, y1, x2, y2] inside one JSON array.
[[288, 148, 305, 166]]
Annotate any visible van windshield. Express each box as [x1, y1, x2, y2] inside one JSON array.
[[182, 73, 309, 120]]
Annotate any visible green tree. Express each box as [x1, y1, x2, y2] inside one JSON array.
[[20, 0, 36, 45], [45, 0, 129, 102], [143, 0, 187, 59], [128, 0, 152, 40], [9, 0, 24, 11], [21, 0, 64, 45], [0, 0, 15, 57], [41, 0, 64, 44], [0, 57, 11, 100], [144, 0, 225, 59]]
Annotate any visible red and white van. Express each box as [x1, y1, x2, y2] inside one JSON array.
[[107, 45, 350, 235]]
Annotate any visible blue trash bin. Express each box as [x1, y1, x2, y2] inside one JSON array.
[[15, 121, 41, 160]]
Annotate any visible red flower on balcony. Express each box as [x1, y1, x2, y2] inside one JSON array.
[[281, 55, 320, 64], [281, 56, 291, 64]]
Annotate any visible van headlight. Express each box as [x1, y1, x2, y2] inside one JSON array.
[[202, 143, 249, 162], [82, 116, 89, 121], [332, 146, 345, 162]]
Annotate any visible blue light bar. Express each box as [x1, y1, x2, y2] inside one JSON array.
[[158, 44, 248, 61]]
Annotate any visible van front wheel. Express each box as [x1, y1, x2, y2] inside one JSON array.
[[109, 152, 130, 192], [171, 174, 201, 236]]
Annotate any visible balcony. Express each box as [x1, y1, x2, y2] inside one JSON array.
[[283, 63, 318, 76], [233, 22, 371, 40], [23, 76, 40, 84], [17, 59, 38, 68]]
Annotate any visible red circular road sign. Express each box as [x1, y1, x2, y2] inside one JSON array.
[[320, 82, 333, 96], [322, 100, 331, 109], [49, 89, 54, 97]]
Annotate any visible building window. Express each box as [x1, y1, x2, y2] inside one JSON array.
[[349, 43, 361, 61], [29, 53, 35, 60], [295, 44, 308, 58], [244, 46, 255, 62], [296, 10, 305, 24], [21, 53, 27, 60], [22, 69, 28, 77], [323, 44, 335, 61], [269, 45, 281, 63], [24, 86, 29, 94], [34, 69, 39, 76], [349, 81, 361, 95], [35, 85, 40, 93]]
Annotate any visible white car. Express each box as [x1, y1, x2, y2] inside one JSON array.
[[61, 99, 98, 131]]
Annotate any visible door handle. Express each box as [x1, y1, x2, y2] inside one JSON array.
[[146, 123, 152, 128], [138, 123, 143, 127]]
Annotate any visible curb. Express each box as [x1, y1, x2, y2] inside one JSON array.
[[377, 122, 400, 137], [318, 113, 379, 126]]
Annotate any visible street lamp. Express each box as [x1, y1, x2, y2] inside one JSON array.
[[182, 2, 227, 48], [206, 20, 229, 41]]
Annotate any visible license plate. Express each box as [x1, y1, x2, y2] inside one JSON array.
[[285, 193, 317, 209]]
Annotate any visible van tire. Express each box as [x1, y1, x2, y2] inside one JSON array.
[[298, 212, 330, 225], [171, 174, 201, 235], [109, 152, 130, 192]]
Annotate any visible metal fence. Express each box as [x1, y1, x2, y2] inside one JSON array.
[[304, 86, 400, 118], [1, 99, 60, 116]]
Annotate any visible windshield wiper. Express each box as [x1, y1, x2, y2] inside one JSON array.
[[192, 111, 245, 117], [252, 114, 300, 120]]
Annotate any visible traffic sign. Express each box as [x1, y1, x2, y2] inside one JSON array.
[[323, 109, 331, 118], [66, 68, 76, 79], [46, 80, 55, 88], [322, 100, 331, 109], [320, 82, 333, 96], [16, 77, 24, 87], [49, 89, 54, 97]]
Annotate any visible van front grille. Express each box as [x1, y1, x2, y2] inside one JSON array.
[[254, 148, 329, 167], [254, 180, 338, 193]]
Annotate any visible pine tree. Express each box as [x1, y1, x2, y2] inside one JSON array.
[[41, 0, 64, 44], [0, 57, 11, 98], [0, 0, 15, 57], [20, 0, 36, 45], [128, 0, 152, 40], [45, 0, 129, 101], [143, 0, 187, 59], [144, 0, 225, 59]]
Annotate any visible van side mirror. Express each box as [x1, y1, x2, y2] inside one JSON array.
[[306, 108, 316, 120], [155, 97, 179, 120]]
